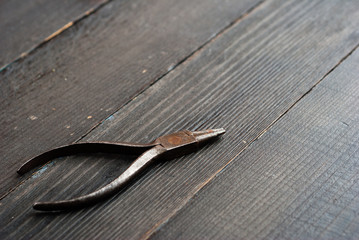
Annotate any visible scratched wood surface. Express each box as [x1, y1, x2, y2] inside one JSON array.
[[0, 0, 107, 69], [0, 0, 261, 197], [150, 44, 359, 240], [1, 0, 359, 239]]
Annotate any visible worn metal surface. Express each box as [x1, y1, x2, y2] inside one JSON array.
[[18, 129, 225, 211]]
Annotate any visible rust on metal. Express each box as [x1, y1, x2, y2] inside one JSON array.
[[18, 128, 225, 211]]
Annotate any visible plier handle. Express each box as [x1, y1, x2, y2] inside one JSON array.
[[18, 128, 225, 211]]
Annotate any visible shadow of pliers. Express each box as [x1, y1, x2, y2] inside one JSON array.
[[17, 128, 225, 211]]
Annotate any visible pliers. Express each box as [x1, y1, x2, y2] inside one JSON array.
[[18, 128, 225, 211]]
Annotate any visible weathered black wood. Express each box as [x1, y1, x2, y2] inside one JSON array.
[[0, 0, 107, 68], [150, 46, 359, 240], [0, 0, 358, 239], [0, 0, 261, 196]]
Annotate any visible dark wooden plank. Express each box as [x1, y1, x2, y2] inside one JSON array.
[[150, 46, 359, 240], [1, 0, 359, 239], [0, 0, 107, 68], [0, 0, 262, 196]]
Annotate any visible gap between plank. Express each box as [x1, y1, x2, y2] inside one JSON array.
[[0, 0, 112, 71], [140, 42, 359, 240], [0, 0, 266, 201]]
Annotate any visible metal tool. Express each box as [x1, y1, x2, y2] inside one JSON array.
[[18, 128, 225, 211]]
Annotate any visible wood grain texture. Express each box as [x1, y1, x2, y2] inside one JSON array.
[[0, 0, 358, 239], [150, 46, 359, 240], [0, 0, 261, 196], [0, 0, 107, 68]]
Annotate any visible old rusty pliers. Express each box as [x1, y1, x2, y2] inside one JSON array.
[[18, 128, 225, 211]]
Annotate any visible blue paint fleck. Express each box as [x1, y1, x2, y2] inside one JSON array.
[[32, 162, 54, 179], [167, 65, 175, 71], [106, 115, 115, 121]]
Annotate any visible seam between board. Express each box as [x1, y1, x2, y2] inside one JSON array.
[[140, 41, 359, 240], [0, 0, 113, 71]]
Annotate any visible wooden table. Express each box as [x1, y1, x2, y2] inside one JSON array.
[[1, 0, 359, 239]]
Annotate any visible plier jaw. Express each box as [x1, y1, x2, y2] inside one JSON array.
[[18, 128, 225, 211], [156, 128, 225, 149], [154, 128, 225, 161]]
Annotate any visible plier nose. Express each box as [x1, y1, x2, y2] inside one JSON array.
[[18, 128, 225, 211]]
